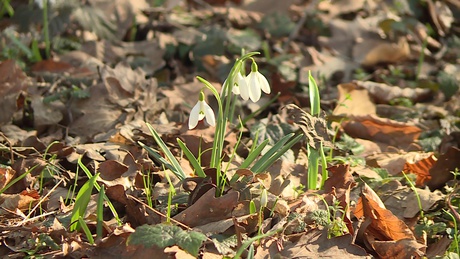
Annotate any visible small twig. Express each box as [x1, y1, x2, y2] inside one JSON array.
[[18, 178, 65, 226]]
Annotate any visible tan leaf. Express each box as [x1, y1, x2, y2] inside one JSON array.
[[333, 83, 376, 116], [173, 188, 239, 227], [403, 154, 437, 186], [0, 60, 31, 125], [342, 114, 421, 149], [283, 104, 334, 150], [358, 184, 415, 242]]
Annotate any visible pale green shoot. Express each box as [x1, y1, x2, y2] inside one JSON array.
[[177, 138, 205, 178], [96, 185, 105, 239], [78, 216, 94, 245], [140, 123, 186, 180], [307, 71, 328, 190], [164, 171, 176, 223], [77, 157, 120, 225], [70, 173, 98, 232]]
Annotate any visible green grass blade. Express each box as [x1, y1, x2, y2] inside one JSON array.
[[308, 71, 320, 116], [240, 139, 269, 169], [251, 133, 296, 172], [145, 123, 186, 180], [77, 157, 120, 225], [78, 216, 95, 244], [96, 185, 105, 239], [177, 138, 205, 178], [308, 147, 319, 190], [70, 173, 98, 231], [139, 141, 183, 180], [0, 165, 37, 195], [252, 134, 303, 173]]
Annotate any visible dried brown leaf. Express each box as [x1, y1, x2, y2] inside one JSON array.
[[283, 104, 334, 149], [342, 114, 421, 149], [173, 188, 239, 227], [0, 60, 31, 126]]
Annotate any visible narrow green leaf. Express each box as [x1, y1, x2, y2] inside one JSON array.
[[145, 123, 186, 180], [70, 173, 98, 231], [177, 138, 205, 177], [240, 139, 269, 169], [78, 157, 120, 225], [96, 185, 105, 239], [308, 71, 320, 116], [78, 216, 94, 244], [251, 133, 303, 173], [0, 165, 37, 195], [249, 200, 256, 214], [251, 133, 295, 172], [308, 147, 319, 190]]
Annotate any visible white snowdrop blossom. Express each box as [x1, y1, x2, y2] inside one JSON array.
[[222, 73, 250, 101], [188, 91, 216, 129], [246, 59, 271, 102]]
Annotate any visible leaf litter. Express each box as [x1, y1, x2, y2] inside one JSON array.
[[0, 0, 459, 258]]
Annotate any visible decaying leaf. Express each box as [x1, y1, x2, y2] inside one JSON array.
[[342, 114, 421, 149], [283, 104, 334, 150], [333, 82, 376, 116], [173, 188, 239, 227], [403, 154, 437, 186], [354, 80, 432, 104], [354, 184, 424, 256], [0, 60, 31, 126]]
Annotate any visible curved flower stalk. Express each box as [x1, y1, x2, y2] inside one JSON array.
[[246, 59, 271, 102], [188, 91, 216, 129]]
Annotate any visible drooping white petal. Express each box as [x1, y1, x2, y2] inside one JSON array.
[[257, 72, 271, 94], [247, 72, 262, 102], [202, 101, 216, 126], [188, 101, 202, 129]]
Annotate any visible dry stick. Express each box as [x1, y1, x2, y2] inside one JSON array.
[[127, 194, 213, 242], [18, 178, 65, 226]]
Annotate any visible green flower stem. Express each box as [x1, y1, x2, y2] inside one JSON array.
[[196, 51, 259, 195]]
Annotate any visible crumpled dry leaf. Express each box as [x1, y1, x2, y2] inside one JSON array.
[[333, 82, 376, 116], [283, 104, 334, 150], [173, 188, 239, 227], [354, 184, 423, 256], [277, 229, 368, 258], [367, 151, 434, 176], [0, 190, 40, 215], [355, 37, 410, 67], [0, 60, 31, 126], [0, 166, 15, 190], [342, 114, 421, 149], [354, 80, 432, 104], [427, 146, 460, 190], [403, 154, 437, 186]]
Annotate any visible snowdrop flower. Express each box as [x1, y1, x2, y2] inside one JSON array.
[[246, 59, 271, 102], [188, 91, 216, 129], [222, 72, 250, 101]]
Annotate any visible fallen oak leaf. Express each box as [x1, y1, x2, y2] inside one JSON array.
[[283, 104, 334, 150], [173, 188, 239, 227], [355, 184, 417, 249], [342, 114, 421, 149], [403, 154, 437, 186]]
